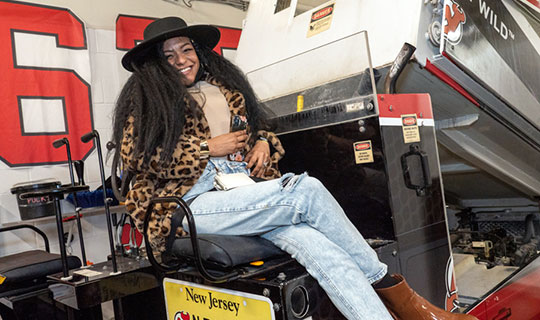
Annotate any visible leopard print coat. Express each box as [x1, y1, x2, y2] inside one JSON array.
[[120, 76, 285, 253]]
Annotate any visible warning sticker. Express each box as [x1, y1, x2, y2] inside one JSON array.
[[353, 140, 374, 164], [0, 275, 5, 285], [401, 114, 420, 143], [307, 2, 335, 38]]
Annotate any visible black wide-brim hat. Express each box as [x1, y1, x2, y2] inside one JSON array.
[[122, 16, 220, 71]]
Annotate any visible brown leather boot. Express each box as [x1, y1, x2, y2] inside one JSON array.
[[375, 274, 478, 320]]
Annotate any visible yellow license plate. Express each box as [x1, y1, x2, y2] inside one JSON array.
[[164, 278, 275, 320]]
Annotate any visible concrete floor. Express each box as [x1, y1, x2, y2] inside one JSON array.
[[453, 253, 518, 305]]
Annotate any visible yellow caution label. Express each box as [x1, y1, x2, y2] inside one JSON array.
[[401, 114, 421, 143], [307, 2, 335, 38], [0, 275, 6, 285], [354, 140, 374, 164]]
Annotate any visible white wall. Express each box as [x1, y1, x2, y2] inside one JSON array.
[[237, 0, 423, 100], [0, 0, 246, 263], [23, 0, 246, 29], [238, 0, 422, 71]]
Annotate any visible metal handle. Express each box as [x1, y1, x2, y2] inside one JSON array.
[[52, 138, 68, 149], [0, 224, 50, 252], [143, 196, 239, 282], [81, 130, 119, 273], [400, 144, 432, 196], [80, 131, 96, 143]]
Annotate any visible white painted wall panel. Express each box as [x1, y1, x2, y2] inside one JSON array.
[[237, 0, 423, 99]]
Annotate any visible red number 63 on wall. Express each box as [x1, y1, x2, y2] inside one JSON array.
[[0, 0, 94, 167]]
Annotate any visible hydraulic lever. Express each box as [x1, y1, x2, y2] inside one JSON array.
[[52, 138, 88, 267], [81, 130, 120, 274]]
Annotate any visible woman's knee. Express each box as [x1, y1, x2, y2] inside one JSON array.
[[297, 175, 325, 191], [280, 173, 328, 198]]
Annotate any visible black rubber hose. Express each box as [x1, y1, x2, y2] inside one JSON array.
[[383, 43, 416, 94]]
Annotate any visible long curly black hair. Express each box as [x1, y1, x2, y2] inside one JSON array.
[[112, 40, 274, 165]]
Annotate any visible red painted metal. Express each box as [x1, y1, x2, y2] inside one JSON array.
[[522, 0, 540, 10], [467, 257, 540, 319], [377, 94, 434, 119], [424, 59, 480, 107]]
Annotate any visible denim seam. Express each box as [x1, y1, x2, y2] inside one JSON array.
[[191, 202, 302, 215], [298, 204, 387, 284], [272, 233, 364, 320]]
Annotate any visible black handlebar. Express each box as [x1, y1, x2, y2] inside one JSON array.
[[106, 141, 116, 151], [52, 138, 68, 149], [0, 224, 50, 252], [81, 131, 97, 143], [143, 196, 240, 282]]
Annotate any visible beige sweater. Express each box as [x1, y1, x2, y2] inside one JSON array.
[[188, 81, 230, 138]]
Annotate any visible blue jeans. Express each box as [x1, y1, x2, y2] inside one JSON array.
[[183, 159, 392, 320]]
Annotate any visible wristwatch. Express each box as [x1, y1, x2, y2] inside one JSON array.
[[200, 140, 210, 159]]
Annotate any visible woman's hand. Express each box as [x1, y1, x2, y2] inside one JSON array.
[[207, 131, 248, 157], [245, 140, 270, 178]]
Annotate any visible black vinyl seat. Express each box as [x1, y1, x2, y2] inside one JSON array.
[[0, 225, 81, 298], [144, 196, 290, 282], [169, 234, 287, 269]]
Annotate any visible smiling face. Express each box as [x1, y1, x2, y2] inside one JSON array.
[[162, 36, 200, 86]]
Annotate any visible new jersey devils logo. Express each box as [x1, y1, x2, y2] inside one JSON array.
[[443, 0, 466, 45], [174, 311, 190, 320], [445, 257, 459, 312]]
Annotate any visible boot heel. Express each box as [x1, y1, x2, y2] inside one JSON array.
[[375, 274, 478, 320]]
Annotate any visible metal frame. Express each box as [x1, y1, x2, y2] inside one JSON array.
[[143, 196, 241, 282]]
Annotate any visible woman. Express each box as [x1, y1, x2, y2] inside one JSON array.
[[113, 16, 476, 320]]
